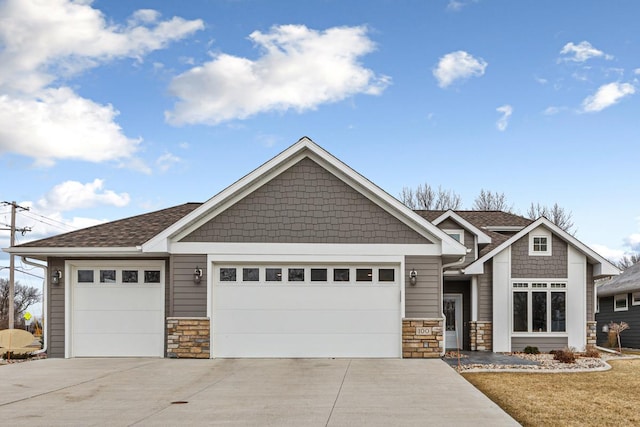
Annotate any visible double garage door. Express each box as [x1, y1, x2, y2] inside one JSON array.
[[70, 261, 165, 357], [213, 264, 401, 358]]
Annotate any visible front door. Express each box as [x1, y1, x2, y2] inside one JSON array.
[[443, 294, 463, 350]]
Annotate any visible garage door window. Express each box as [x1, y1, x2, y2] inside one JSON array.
[[311, 268, 328, 282], [288, 268, 305, 281], [122, 270, 138, 283], [144, 270, 161, 283], [356, 268, 373, 282], [77, 270, 94, 283], [334, 268, 350, 282], [220, 268, 237, 281], [379, 269, 395, 282], [100, 270, 116, 283], [266, 268, 282, 281], [243, 268, 260, 281]]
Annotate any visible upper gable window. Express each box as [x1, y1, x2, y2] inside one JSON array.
[[529, 229, 552, 256], [444, 229, 464, 245]]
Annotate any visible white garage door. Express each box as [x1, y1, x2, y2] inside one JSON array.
[[213, 264, 401, 358], [70, 261, 165, 357]]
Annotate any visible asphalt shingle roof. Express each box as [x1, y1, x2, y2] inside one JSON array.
[[415, 210, 533, 228], [17, 203, 201, 248], [597, 262, 640, 297]]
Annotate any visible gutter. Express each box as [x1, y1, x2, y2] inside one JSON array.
[[20, 257, 47, 355], [440, 250, 470, 356]]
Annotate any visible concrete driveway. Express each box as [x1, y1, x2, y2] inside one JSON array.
[[0, 358, 518, 426]]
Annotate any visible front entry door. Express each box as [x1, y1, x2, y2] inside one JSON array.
[[443, 294, 463, 350]]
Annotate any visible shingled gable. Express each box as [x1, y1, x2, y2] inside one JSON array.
[[464, 216, 620, 277], [430, 210, 492, 244], [143, 137, 466, 255], [6, 203, 201, 259]]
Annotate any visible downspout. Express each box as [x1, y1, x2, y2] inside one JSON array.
[[21, 257, 47, 355], [440, 250, 470, 356]]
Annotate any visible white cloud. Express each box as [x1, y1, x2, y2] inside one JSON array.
[[36, 179, 130, 212], [0, 88, 143, 167], [0, 0, 203, 167], [0, 0, 204, 94], [559, 41, 612, 63], [543, 106, 563, 115], [624, 233, 640, 252], [446, 0, 477, 11], [534, 76, 548, 85], [634, 68, 640, 75], [165, 24, 390, 125], [433, 51, 487, 88], [156, 152, 182, 172], [582, 82, 635, 112], [495, 104, 512, 131], [590, 244, 626, 262]]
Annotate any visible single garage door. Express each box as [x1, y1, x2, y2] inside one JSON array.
[[70, 261, 165, 357], [213, 264, 401, 358]]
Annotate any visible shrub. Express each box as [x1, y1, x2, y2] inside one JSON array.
[[583, 345, 600, 358], [523, 346, 540, 354], [552, 347, 577, 364], [1, 351, 34, 360]]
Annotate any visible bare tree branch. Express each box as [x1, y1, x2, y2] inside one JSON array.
[[526, 202, 575, 234], [473, 189, 513, 212], [0, 278, 41, 329], [399, 183, 460, 210]]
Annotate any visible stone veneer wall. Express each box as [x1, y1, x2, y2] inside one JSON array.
[[469, 321, 492, 351], [402, 318, 443, 358], [586, 321, 597, 348], [167, 317, 210, 359]]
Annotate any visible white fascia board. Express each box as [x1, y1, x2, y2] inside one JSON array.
[[464, 217, 621, 277], [483, 225, 525, 232], [432, 210, 492, 244], [170, 242, 442, 257], [4, 246, 144, 257], [143, 137, 466, 256]]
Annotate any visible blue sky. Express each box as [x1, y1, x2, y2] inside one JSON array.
[[2, 0, 640, 290]]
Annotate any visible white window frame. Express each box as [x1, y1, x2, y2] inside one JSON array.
[[529, 234, 552, 256], [511, 281, 567, 335], [443, 229, 464, 245], [614, 293, 629, 311], [632, 292, 640, 306]]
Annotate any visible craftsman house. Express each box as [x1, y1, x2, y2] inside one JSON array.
[[596, 262, 640, 348], [5, 137, 619, 358]]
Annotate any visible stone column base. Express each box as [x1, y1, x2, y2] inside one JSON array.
[[586, 321, 597, 348], [167, 317, 210, 359], [402, 318, 443, 358], [469, 321, 492, 351]]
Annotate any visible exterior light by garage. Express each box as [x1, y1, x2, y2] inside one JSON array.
[[409, 269, 417, 286], [193, 267, 203, 284], [51, 269, 62, 285]]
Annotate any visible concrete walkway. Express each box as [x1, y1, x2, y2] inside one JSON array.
[[0, 358, 518, 426]]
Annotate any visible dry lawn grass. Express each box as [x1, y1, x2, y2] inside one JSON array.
[[463, 359, 640, 427]]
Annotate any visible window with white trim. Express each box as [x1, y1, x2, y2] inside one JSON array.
[[528, 229, 552, 256], [512, 282, 566, 333], [633, 292, 640, 306], [614, 294, 628, 311], [444, 229, 464, 244]]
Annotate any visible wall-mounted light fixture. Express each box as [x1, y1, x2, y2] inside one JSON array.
[[409, 269, 417, 286], [194, 266, 203, 284], [51, 269, 62, 285]]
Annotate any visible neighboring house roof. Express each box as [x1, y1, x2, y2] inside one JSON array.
[[597, 262, 640, 297], [464, 217, 620, 278], [7, 203, 201, 256]]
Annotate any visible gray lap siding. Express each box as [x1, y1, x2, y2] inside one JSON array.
[[596, 295, 640, 348], [170, 254, 207, 317], [405, 256, 442, 318]]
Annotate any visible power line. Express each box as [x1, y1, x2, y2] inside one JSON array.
[[21, 210, 76, 230], [0, 266, 43, 280]]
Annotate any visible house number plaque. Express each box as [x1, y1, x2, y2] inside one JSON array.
[[416, 327, 431, 335]]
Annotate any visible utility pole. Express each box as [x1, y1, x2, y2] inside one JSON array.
[[1, 201, 30, 329]]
